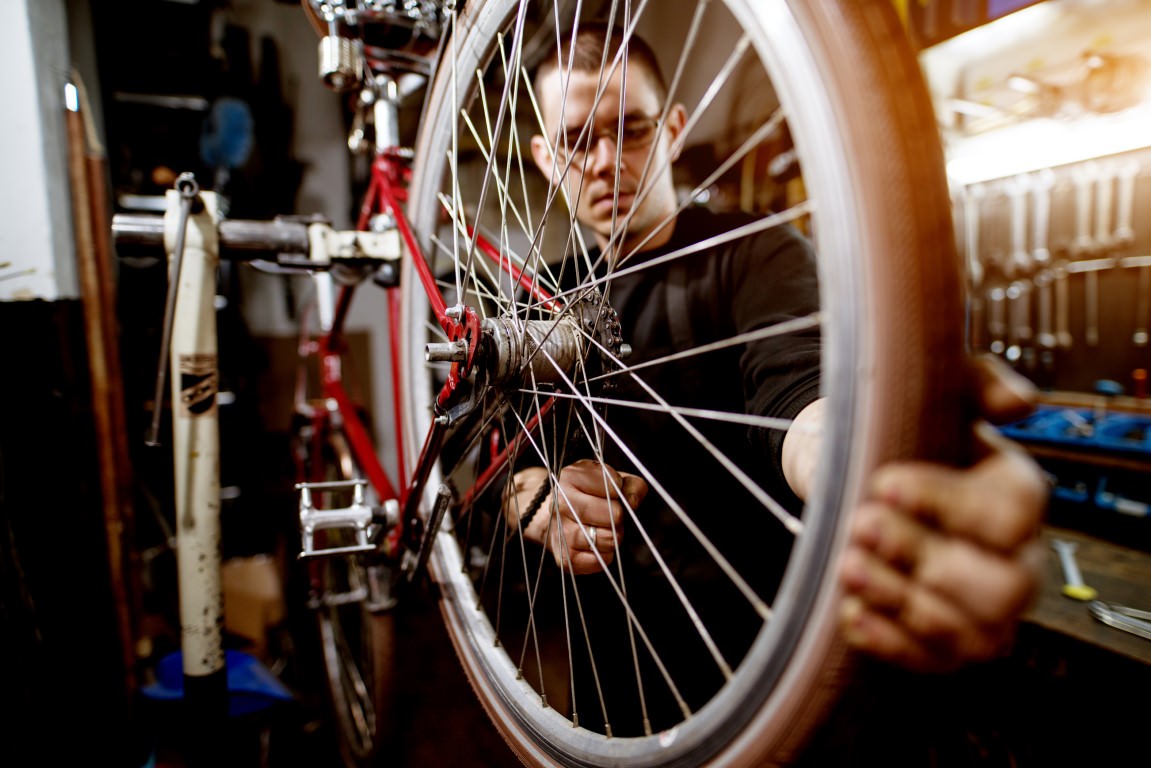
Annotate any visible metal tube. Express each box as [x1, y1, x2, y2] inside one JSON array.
[[164, 188, 228, 756], [112, 214, 311, 256]]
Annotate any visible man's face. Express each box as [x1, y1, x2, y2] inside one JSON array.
[[531, 62, 685, 254]]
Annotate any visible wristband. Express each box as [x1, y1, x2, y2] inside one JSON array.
[[518, 476, 552, 532]]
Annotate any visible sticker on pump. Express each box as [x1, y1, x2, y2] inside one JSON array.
[[179, 354, 218, 416]]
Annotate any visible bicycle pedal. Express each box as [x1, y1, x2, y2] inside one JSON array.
[[297, 479, 377, 558]]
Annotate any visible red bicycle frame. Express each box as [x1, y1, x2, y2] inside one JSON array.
[[307, 130, 559, 558]]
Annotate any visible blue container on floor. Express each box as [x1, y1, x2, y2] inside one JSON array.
[[141, 650, 293, 717]]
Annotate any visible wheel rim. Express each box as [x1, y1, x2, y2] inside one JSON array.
[[318, 601, 377, 760], [401, 1, 962, 765], [304, 435, 384, 766]]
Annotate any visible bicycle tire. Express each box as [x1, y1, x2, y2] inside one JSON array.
[[301, 427, 396, 768], [400, 1, 964, 765]]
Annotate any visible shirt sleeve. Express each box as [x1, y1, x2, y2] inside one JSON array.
[[726, 222, 823, 498]]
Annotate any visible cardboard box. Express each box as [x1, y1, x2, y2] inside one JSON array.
[[221, 555, 285, 660]]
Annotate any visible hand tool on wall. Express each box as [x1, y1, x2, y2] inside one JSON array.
[[986, 182, 1010, 357], [961, 184, 987, 350], [1061, 162, 1098, 349], [988, 283, 1007, 356], [1053, 265, 1072, 349], [1114, 158, 1139, 247], [1088, 160, 1117, 348], [1071, 161, 1096, 257], [1006, 174, 1033, 365], [1005, 282, 1026, 364], [1031, 168, 1056, 369], [1114, 158, 1146, 346]]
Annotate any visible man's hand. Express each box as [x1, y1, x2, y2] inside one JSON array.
[[507, 459, 648, 575], [838, 356, 1049, 672]]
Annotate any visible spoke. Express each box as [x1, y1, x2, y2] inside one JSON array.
[[514, 389, 797, 433], [620, 0, 714, 246], [548, 203, 812, 307], [455, 37, 574, 313], [512, 314, 805, 547], [540, 348, 741, 686], [516, 59, 604, 286], [495, 31, 528, 324], [595, 313, 823, 384], [456, 112, 562, 299], [551, 469, 695, 724], [455, 3, 531, 308], [434, 196, 563, 317], [490, 342, 698, 724], [498, 371, 620, 723], [620, 106, 790, 266], [669, 35, 753, 164], [448, 8, 463, 305], [585, 27, 764, 274], [588, 326, 805, 539], [414, 0, 840, 745]]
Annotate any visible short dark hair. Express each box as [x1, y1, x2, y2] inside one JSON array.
[[533, 22, 668, 105]]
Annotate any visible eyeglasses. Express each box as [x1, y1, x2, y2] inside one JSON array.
[[556, 115, 661, 161]]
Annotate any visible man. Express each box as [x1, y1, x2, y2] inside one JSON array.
[[508, 22, 1046, 731]]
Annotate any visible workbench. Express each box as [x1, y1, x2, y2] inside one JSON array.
[[1027, 525, 1151, 667], [999, 390, 1151, 665]]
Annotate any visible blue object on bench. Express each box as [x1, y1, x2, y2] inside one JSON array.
[[998, 405, 1151, 457]]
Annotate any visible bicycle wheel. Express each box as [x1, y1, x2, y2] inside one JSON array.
[[401, 1, 964, 765], [297, 424, 396, 768]]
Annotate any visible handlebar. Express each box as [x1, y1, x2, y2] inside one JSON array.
[[111, 211, 402, 279], [112, 213, 312, 259]]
